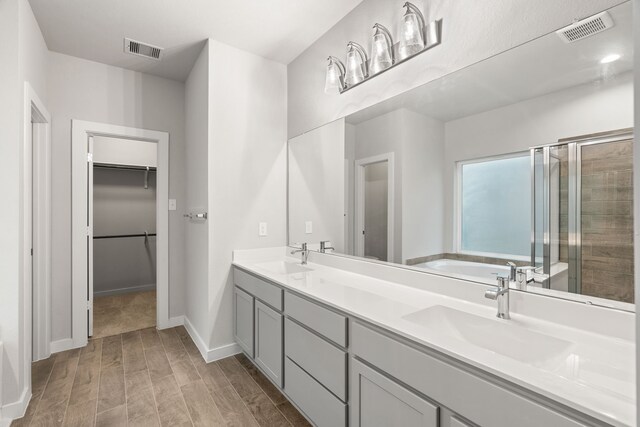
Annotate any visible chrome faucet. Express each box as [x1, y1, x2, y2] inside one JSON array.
[[290, 243, 309, 265], [319, 241, 335, 253], [485, 276, 510, 319]]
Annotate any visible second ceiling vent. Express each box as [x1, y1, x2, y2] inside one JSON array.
[[556, 11, 614, 43], [124, 38, 163, 60]]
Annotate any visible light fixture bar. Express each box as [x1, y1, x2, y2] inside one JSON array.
[[338, 18, 442, 94]]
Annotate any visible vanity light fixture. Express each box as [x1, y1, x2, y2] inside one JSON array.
[[370, 23, 394, 74], [324, 2, 441, 94], [344, 42, 369, 87], [600, 53, 621, 64], [324, 56, 346, 94], [398, 2, 426, 60]]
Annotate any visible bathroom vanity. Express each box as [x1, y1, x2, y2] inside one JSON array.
[[232, 248, 634, 427]]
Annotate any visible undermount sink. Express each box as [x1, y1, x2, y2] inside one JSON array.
[[402, 305, 574, 367], [255, 260, 312, 275]]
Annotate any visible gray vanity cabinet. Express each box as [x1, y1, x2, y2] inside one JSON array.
[[233, 287, 254, 357], [254, 300, 283, 387], [351, 359, 438, 427]]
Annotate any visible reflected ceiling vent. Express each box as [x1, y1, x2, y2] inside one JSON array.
[[124, 38, 163, 60], [556, 11, 614, 43]]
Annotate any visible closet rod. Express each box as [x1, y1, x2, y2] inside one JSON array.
[[93, 233, 157, 239], [93, 163, 157, 172]]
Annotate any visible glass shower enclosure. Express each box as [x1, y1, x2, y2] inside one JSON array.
[[531, 129, 634, 303]]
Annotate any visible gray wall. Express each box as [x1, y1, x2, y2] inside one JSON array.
[[93, 168, 157, 295], [48, 51, 186, 341]]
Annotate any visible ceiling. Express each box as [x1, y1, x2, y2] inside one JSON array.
[[29, 0, 363, 81], [347, 2, 632, 124]]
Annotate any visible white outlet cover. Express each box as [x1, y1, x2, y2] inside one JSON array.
[[305, 221, 313, 234], [168, 199, 177, 211], [259, 222, 267, 236]]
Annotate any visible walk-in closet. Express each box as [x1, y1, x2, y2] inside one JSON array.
[[91, 136, 158, 338]]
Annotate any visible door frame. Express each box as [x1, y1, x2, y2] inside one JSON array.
[[71, 121, 169, 348], [355, 152, 395, 262], [23, 82, 51, 369]]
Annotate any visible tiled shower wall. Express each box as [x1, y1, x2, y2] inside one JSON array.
[[580, 139, 634, 303]]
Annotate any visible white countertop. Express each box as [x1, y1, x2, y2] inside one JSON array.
[[233, 248, 635, 427]]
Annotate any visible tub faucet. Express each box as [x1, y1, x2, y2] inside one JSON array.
[[515, 266, 549, 289], [506, 262, 517, 282], [485, 276, 510, 320], [319, 241, 335, 253], [290, 243, 309, 265]]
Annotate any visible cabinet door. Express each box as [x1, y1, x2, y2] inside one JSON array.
[[234, 287, 254, 357], [255, 300, 283, 387], [351, 359, 438, 427]]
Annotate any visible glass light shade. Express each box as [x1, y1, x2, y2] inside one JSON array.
[[398, 11, 425, 60], [371, 32, 393, 74], [345, 48, 365, 86], [324, 60, 344, 94]]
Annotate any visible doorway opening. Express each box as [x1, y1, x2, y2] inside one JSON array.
[[72, 121, 169, 349], [355, 153, 395, 263], [90, 136, 158, 338]]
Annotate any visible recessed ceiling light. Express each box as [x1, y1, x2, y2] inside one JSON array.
[[600, 54, 621, 64]]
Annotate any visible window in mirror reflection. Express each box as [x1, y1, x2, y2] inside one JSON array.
[[459, 154, 531, 259]]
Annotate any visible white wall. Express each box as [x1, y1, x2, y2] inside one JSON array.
[[184, 42, 211, 343], [48, 52, 187, 341], [401, 110, 445, 262], [349, 108, 445, 263], [443, 72, 634, 251], [93, 136, 158, 167], [0, 0, 49, 413], [287, 0, 625, 137], [207, 40, 287, 352], [289, 119, 345, 251]]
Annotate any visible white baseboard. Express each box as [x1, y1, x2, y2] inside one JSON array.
[[183, 316, 241, 363], [1, 387, 30, 422], [94, 284, 156, 297], [50, 338, 75, 354]]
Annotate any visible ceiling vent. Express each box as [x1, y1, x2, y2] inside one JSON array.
[[124, 38, 163, 60], [556, 11, 614, 43]]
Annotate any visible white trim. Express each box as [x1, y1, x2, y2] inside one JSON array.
[[183, 316, 241, 363], [93, 284, 157, 298], [354, 152, 395, 263], [1, 387, 30, 422], [49, 338, 75, 354], [72, 121, 170, 347], [23, 83, 52, 401]]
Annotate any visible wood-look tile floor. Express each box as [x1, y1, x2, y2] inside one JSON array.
[[13, 326, 310, 427], [92, 291, 156, 339]]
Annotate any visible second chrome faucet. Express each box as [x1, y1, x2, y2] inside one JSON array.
[[290, 243, 309, 265]]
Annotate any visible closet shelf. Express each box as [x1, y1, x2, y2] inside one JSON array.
[[94, 163, 157, 171], [93, 233, 156, 239]]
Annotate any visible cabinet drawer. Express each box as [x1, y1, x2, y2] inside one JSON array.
[[352, 322, 586, 427], [352, 359, 438, 427], [234, 268, 283, 311], [285, 292, 347, 346], [284, 357, 347, 427], [285, 318, 347, 401]]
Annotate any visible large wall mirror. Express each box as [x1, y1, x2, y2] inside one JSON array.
[[288, 2, 633, 310]]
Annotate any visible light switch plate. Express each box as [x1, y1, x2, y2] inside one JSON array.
[[168, 199, 177, 211], [259, 222, 267, 236], [305, 221, 313, 234]]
